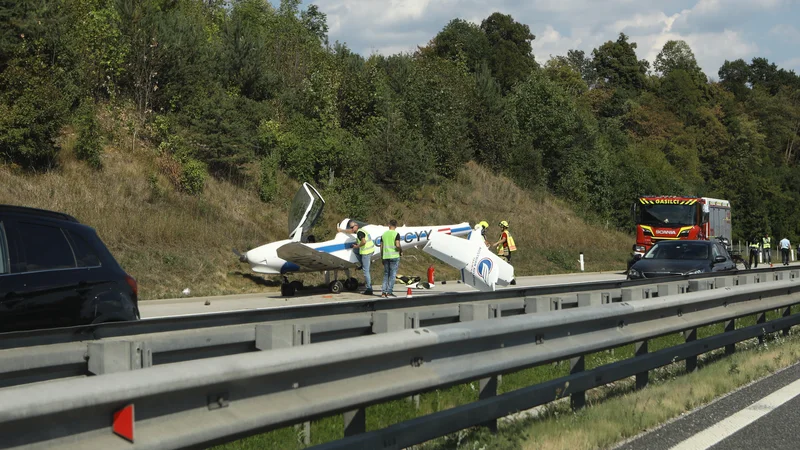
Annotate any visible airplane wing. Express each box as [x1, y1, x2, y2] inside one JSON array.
[[276, 242, 354, 272], [423, 231, 513, 292]]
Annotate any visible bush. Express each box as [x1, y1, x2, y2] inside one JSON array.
[[258, 154, 278, 203], [0, 55, 71, 169], [180, 158, 207, 195], [74, 99, 103, 169]]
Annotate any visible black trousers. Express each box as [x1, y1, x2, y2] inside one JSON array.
[[749, 248, 759, 268], [782, 248, 790, 265]]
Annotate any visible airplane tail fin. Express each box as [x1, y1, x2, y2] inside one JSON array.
[[423, 232, 513, 292]]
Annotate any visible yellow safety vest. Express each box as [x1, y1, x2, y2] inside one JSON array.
[[497, 230, 517, 253], [358, 231, 374, 256], [762, 237, 771, 249], [382, 230, 400, 259]]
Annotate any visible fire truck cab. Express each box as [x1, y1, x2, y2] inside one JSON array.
[[630, 196, 731, 262]]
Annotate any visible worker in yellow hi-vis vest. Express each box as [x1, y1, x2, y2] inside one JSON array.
[[762, 233, 772, 266], [493, 220, 517, 285]]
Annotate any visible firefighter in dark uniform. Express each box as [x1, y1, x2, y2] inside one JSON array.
[[749, 238, 760, 269]]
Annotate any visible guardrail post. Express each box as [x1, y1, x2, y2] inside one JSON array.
[[782, 306, 792, 337], [658, 283, 680, 297], [570, 356, 585, 409], [684, 328, 697, 373], [757, 311, 767, 344], [602, 292, 612, 304], [255, 324, 312, 444], [688, 279, 713, 292], [621, 288, 643, 302], [87, 341, 152, 375], [725, 318, 736, 355], [635, 340, 648, 389], [524, 297, 551, 313], [373, 311, 422, 411], [459, 303, 498, 432], [715, 277, 733, 288], [406, 312, 422, 409], [577, 293, 602, 307], [774, 272, 785, 281], [736, 274, 755, 285], [791, 270, 800, 279]]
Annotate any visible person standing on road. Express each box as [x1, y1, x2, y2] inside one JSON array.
[[762, 233, 772, 266], [479, 220, 489, 247], [779, 236, 791, 266], [351, 225, 375, 295], [493, 220, 517, 285], [338, 220, 363, 269], [749, 238, 760, 269], [380, 219, 403, 298]]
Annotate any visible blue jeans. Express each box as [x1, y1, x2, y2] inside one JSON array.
[[361, 254, 372, 290], [382, 258, 399, 294]]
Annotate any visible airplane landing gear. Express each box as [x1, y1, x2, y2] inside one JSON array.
[[329, 280, 344, 294], [324, 269, 358, 294], [280, 277, 304, 297], [344, 277, 359, 291]]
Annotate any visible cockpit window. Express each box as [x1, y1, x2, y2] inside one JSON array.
[[288, 183, 325, 238]]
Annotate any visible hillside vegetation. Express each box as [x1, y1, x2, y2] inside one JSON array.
[[2, 1, 800, 298], [0, 109, 629, 299]]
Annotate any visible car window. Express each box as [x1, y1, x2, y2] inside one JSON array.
[[66, 230, 101, 267], [712, 244, 722, 258], [12, 222, 76, 273], [0, 222, 8, 274]]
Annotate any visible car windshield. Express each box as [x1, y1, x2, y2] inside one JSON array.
[[636, 203, 698, 227], [644, 242, 709, 260]]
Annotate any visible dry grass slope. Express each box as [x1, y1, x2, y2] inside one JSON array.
[[0, 105, 631, 300]]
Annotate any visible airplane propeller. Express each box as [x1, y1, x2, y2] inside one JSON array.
[[232, 248, 247, 263]]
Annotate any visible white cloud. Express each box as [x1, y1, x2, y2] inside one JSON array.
[[770, 24, 800, 43]]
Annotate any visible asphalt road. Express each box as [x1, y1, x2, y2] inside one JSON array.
[[138, 270, 627, 318], [615, 362, 800, 450]]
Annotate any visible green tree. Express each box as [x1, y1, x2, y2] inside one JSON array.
[[592, 33, 648, 93], [429, 18, 490, 72], [480, 12, 537, 92]]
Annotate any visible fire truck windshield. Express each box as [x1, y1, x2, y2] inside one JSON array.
[[636, 204, 697, 227]]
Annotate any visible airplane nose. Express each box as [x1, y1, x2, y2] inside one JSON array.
[[239, 252, 248, 263]]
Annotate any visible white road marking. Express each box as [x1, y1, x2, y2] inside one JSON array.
[[670, 376, 800, 450]]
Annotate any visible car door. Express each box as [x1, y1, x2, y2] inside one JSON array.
[[0, 219, 82, 332], [712, 243, 735, 272]]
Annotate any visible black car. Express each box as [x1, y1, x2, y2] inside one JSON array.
[[0, 205, 139, 333], [627, 239, 737, 280]]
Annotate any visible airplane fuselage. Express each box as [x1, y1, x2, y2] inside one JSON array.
[[242, 223, 472, 275]]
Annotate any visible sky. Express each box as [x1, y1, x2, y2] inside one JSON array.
[[270, 0, 800, 79]]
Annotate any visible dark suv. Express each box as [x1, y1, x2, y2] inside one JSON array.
[[0, 205, 139, 333]]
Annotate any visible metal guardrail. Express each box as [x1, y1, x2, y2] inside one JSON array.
[[0, 270, 796, 392], [1, 273, 799, 449]]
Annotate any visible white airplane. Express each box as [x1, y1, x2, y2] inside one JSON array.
[[423, 225, 515, 292], [235, 182, 513, 296]]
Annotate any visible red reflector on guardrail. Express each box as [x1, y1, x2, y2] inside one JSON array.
[[113, 404, 134, 442]]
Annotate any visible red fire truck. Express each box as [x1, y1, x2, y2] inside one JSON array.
[[630, 195, 732, 262]]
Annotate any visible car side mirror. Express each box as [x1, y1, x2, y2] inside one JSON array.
[[633, 254, 642, 261], [714, 256, 726, 263]]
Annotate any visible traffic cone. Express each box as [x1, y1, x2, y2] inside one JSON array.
[[406, 287, 413, 298]]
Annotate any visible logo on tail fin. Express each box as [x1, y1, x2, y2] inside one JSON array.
[[477, 258, 493, 280]]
